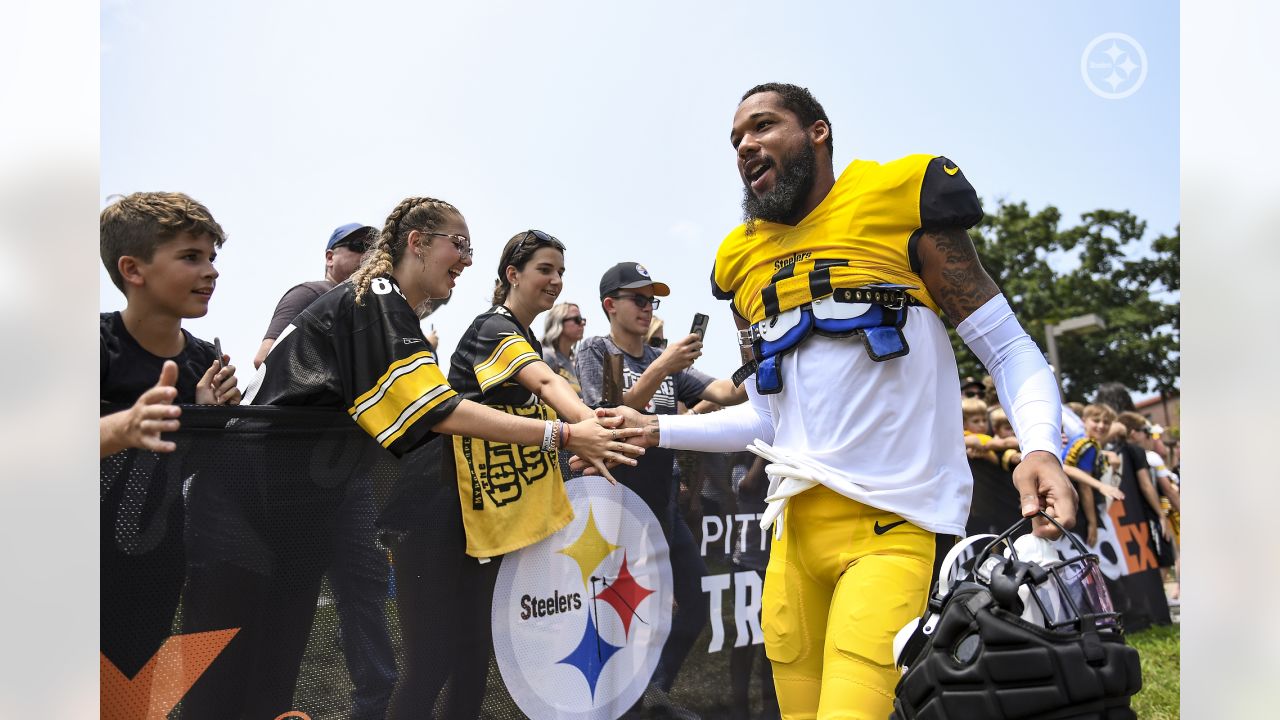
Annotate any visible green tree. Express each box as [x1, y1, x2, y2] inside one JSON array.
[[948, 201, 1179, 402]]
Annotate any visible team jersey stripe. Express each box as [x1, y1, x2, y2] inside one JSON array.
[[762, 284, 781, 318], [1063, 437, 1094, 468], [349, 359, 455, 442], [808, 266, 834, 299], [473, 334, 540, 392], [770, 262, 798, 283], [350, 351, 438, 415], [373, 384, 457, 447]]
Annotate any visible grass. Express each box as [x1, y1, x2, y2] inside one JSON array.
[[1128, 623, 1180, 720]]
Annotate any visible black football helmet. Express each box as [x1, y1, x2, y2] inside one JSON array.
[[891, 512, 1142, 720]]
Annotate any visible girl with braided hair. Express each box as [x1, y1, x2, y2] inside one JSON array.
[[238, 199, 643, 719], [249, 197, 642, 470], [389, 229, 625, 719]]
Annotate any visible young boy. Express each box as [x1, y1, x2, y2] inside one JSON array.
[[100, 191, 240, 680], [962, 397, 1000, 464], [987, 407, 1024, 471], [1063, 403, 1124, 545]]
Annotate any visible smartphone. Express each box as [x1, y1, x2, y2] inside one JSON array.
[[690, 313, 709, 340], [213, 337, 223, 371]]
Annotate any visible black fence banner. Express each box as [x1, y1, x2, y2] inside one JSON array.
[[102, 407, 1165, 719]]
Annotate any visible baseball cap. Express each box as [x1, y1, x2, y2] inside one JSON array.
[[961, 376, 984, 392], [599, 262, 671, 299], [327, 222, 377, 251]]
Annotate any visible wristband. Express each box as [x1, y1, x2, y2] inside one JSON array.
[[559, 420, 570, 450], [541, 420, 555, 453]]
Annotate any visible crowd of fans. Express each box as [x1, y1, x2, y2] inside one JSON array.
[[100, 190, 1177, 720], [957, 374, 1181, 607]]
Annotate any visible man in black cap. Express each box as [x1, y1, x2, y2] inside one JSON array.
[[575, 262, 742, 718], [961, 375, 985, 400]]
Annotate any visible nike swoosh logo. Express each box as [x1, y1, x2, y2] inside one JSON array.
[[873, 519, 908, 535], [943, 164, 959, 176]]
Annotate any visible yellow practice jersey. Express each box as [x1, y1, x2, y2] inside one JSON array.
[[712, 154, 983, 323]]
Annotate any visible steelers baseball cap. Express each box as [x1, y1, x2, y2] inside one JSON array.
[[599, 262, 670, 299]]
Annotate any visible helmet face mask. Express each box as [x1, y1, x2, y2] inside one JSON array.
[[978, 526, 1121, 634], [890, 512, 1142, 720]]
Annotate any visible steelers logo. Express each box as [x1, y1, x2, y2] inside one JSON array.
[[634, 263, 651, 278], [492, 476, 673, 720]]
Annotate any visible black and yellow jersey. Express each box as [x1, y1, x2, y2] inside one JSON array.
[[245, 276, 460, 458], [712, 154, 983, 323], [446, 306, 573, 557], [447, 306, 544, 404]]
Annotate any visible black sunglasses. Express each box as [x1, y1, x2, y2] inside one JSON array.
[[333, 232, 371, 254], [564, 315, 586, 325], [516, 229, 566, 253], [963, 389, 982, 398], [613, 293, 661, 310]]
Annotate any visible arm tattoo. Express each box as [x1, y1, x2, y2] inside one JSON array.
[[919, 227, 1000, 324]]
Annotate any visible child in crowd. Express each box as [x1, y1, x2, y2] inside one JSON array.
[[987, 407, 1024, 471], [99, 191, 241, 680], [962, 397, 1000, 464], [1063, 403, 1125, 546], [1115, 412, 1175, 562]]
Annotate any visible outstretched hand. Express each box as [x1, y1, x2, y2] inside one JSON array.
[[571, 406, 661, 476], [100, 360, 182, 457], [565, 414, 645, 484], [1011, 450, 1077, 539]]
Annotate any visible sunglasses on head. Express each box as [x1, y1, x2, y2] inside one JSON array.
[[516, 229, 566, 253]]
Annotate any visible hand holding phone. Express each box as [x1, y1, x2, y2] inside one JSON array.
[[690, 313, 709, 340]]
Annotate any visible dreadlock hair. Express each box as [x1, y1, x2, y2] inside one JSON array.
[[740, 82, 833, 156], [541, 302, 579, 350], [351, 196, 459, 305], [491, 230, 566, 306], [100, 192, 227, 292]]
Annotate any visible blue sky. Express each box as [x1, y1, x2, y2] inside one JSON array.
[[100, 0, 1178, 381]]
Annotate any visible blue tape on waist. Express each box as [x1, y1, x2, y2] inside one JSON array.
[[863, 325, 906, 358]]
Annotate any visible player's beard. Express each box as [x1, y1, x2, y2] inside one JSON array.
[[741, 139, 817, 231]]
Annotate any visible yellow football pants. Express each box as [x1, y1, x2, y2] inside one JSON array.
[[762, 485, 936, 720]]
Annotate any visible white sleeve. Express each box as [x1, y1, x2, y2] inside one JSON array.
[[956, 294, 1062, 458], [657, 380, 774, 452]]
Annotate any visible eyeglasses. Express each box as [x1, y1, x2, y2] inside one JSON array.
[[564, 316, 586, 325], [421, 231, 473, 259], [613, 293, 661, 310]]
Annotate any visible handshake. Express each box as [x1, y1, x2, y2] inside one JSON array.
[[568, 406, 663, 480]]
